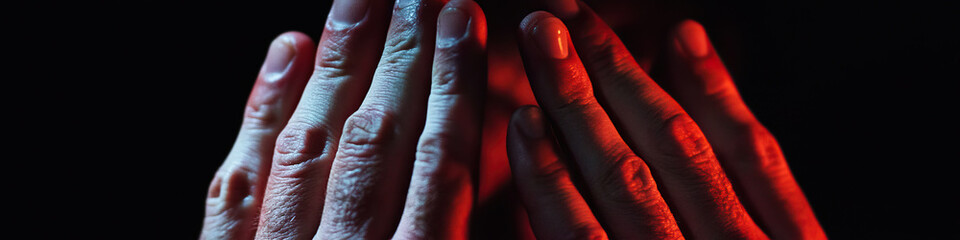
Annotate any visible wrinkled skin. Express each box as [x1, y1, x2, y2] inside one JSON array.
[[202, 0, 825, 239]]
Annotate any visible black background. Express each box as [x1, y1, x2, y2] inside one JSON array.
[[11, 0, 958, 239]]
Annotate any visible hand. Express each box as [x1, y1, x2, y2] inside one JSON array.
[[201, 0, 487, 239], [506, 2, 826, 239]]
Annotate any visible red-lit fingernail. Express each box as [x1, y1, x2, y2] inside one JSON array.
[[676, 21, 709, 58], [516, 107, 546, 139], [532, 17, 570, 59], [330, 0, 369, 25], [438, 7, 469, 47], [262, 36, 295, 82]]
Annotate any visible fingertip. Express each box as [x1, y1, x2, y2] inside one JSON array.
[[519, 11, 556, 35], [278, 31, 316, 54], [518, 11, 571, 60], [261, 31, 315, 84], [510, 106, 547, 140], [276, 31, 317, 72], [246, 32, 314, 128], [437, 0, 487, 48], [672, 19, 710, 58]]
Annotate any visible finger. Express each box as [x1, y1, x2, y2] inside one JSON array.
[[317, 0, 444, 238], [506, 106, 608, 240], [391, 0, 486, 239], [202, 32, 315, 240], [517, 11, 682, 239], [665, 20, 826, 239], [255, 0, 393, 238], [544, 2, 768, 238]]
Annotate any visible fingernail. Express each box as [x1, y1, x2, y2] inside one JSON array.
[[676, 21, 709, 58], [262, 36, 296, 81], [438, 7, 470, 47], [330, 0, 370, 25], [533, 17, 570, 59], [516, 107, 546, 139], [548, 0, 580, 19]]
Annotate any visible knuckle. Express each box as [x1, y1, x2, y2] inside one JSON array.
[[701, 74, 739, 101], [275, 122, 334, 156], [341, 107, 396, 147], [414, 134, 447, 172], [584, 37, 638, 76], [652, 113, 716, 167], [734, 123, 788, 172], [272, 122, 337, 178], [315, 46, 350, 81], [207, 167, 257, 211], [431, 66, 461, 95], [313, 23, 358, 82], [552, 92, 596, 117], [379, 46, 421, 76], [333, 107, 397, 168], [594, 152, 659, 205], [528, 156, 572, 188], [242, 103, 281, 130]]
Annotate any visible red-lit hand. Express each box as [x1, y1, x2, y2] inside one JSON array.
[[506, 2, 826, 239], [201, 0, 487, 239]]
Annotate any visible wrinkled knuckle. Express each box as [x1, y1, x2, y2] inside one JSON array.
[[383, 32, 422, 61], [585, 38, 637, 75], [242, 103, 280, 129], [702, 77, 739, 101], [207, 167, 257, 211], [376, 45, 421, 81], [341, 108, 396, 146], [414, 134, 448, 172], [315, 44, 351, 80], [553, 93, 595, 117], [431, 66, 462, 95], [595, 153, 657, 204], [335, 108, 396, 164], [653, 113, 715, 163], [276, 122, 333, 155], [529, 158, 571, 188], [736, 123, 787, 171], [273, 122, 337, 176]]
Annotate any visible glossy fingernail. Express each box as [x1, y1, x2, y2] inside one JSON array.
[[262, 36, 296, 82], [676, 20, 709, 58], [516, 107, 546, 139], [438, 7, 470, 47], [330, 0, 370, 25], [533, 17, 570, 59]]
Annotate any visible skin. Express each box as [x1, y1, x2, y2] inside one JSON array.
[[507, 1, 826, 239], [203, 0, 486, 239], [202, 0, 825, 239]]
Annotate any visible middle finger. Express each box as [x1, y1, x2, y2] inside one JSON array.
[[317, 0, 444, 238]]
